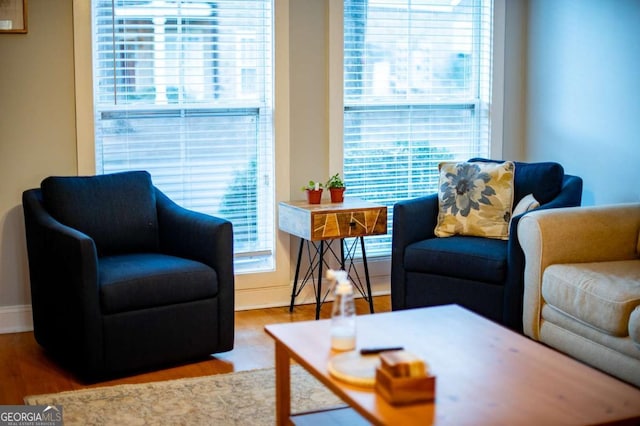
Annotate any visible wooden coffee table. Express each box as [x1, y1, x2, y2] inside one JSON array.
[[264, 305, 640, 425]]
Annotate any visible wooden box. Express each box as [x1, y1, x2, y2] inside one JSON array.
[[278, 199, 387, 241], [375, 367, 436, 405]]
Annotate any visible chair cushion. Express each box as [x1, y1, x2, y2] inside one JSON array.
[[435, 161, 515, 240], [469, 158, 564, 205], [404, 236, 508, 284], [99, 253, 218, 314], [542, 260, 640, 336], [41, 171, 159, 256]]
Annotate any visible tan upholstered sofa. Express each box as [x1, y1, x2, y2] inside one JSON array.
[[518, 203, 640, 387]]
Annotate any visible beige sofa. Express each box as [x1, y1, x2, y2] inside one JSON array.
[[518, 203, 640, 387]]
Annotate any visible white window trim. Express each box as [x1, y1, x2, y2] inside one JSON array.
[[491, 0, 506, 159], [72, 0, 293, 307]]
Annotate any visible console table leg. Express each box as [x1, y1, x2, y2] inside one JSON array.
[[289, 239, 305, 312], [360, 236, 374, 314], [315, 240, 324, 320]]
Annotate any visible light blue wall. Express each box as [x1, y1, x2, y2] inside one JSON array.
[[525, 0, 640, 205]]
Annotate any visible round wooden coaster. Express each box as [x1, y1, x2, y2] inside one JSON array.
[[327, 351, 380, 387]]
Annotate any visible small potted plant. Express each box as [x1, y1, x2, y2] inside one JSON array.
[[326, 173, 346, 203], [302, 180, 323, 204]]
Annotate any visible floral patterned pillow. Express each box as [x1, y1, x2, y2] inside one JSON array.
[[435, 161, 515, 240]]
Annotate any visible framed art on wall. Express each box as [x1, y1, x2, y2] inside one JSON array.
[[0, 0, 27, 34]]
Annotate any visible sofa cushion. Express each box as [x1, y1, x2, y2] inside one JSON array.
[[99, 253, 218, 314], [542, 260, 640, 336], [435, 161, 515, 240], [405, 236, 508, 284], [469, 158, 564, 205], [41, 171, 159, 256]]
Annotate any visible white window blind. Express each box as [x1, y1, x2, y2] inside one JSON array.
[[92, 0, 274, 272], [343, 0, 493, 257]]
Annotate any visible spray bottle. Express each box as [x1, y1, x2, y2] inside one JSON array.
[[327, 269, 356, 351]]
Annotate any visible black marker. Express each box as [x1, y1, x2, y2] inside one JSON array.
[[359, 346, 404, 355]]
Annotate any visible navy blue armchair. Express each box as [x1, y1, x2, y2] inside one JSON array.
[[391, 159, 583, 332], [22, 171, 234, 380]]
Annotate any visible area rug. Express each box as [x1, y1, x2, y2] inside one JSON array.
[[24, 365, 345, 425]]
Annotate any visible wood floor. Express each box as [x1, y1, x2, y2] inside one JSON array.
[[0, 296, 390, 404]]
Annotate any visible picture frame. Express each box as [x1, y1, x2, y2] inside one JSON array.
[[0, 0, 27, 34]]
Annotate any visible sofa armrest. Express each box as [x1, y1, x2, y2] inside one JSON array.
[[502, 173, 583, 331], [518, 203, 640, 339]]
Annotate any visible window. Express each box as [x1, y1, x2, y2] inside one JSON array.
[[92, 0, 274, 272], [343, 0, 494, 256]]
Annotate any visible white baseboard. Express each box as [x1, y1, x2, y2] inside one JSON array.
[[235, 276, 390, 311], [0, 278, 391, 334], [0, 304, 33, 334]]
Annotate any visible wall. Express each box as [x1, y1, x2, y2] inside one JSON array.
[[5, 0, 637, 331], [501, 0, 527, 161], [0, 0, 76, 330], [525, 0, 640, 205], [289, 0, 328, 197]]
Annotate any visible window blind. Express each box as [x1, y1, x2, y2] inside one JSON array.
[[344, 0, 493, 256], [92, 0, 274, 272]]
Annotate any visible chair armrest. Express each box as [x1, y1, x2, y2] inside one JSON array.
[[391, 193, 438, 310], [536, 174, 583, 211], [155, 189, 235, 348], [22, 189, 101, 303], [22, 189, 102, 365], [155, 188, 234, 270], [392, 193, 439, 249], [155, 189, 235, 318], [518, 203, 640, 339]]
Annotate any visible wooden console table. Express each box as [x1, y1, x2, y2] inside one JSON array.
[[278, 199, 387, 319]]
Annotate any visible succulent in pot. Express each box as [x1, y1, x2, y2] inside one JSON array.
[[302, 180, 323, 204], [325, 173, 345, 203]]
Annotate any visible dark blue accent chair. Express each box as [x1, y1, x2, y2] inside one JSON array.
[[391, 159, 583, 332], [22, 171, 234, 381]]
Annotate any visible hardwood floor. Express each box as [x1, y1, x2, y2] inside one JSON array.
[[0, 296, 390, 404]]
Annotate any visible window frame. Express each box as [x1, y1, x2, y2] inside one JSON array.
[[327, 0, 505, 270], [72, 0, 293, 300]]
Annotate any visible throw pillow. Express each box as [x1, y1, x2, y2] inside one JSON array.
[[435, 161, 515, 240], [512, 193, 540, 217]]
